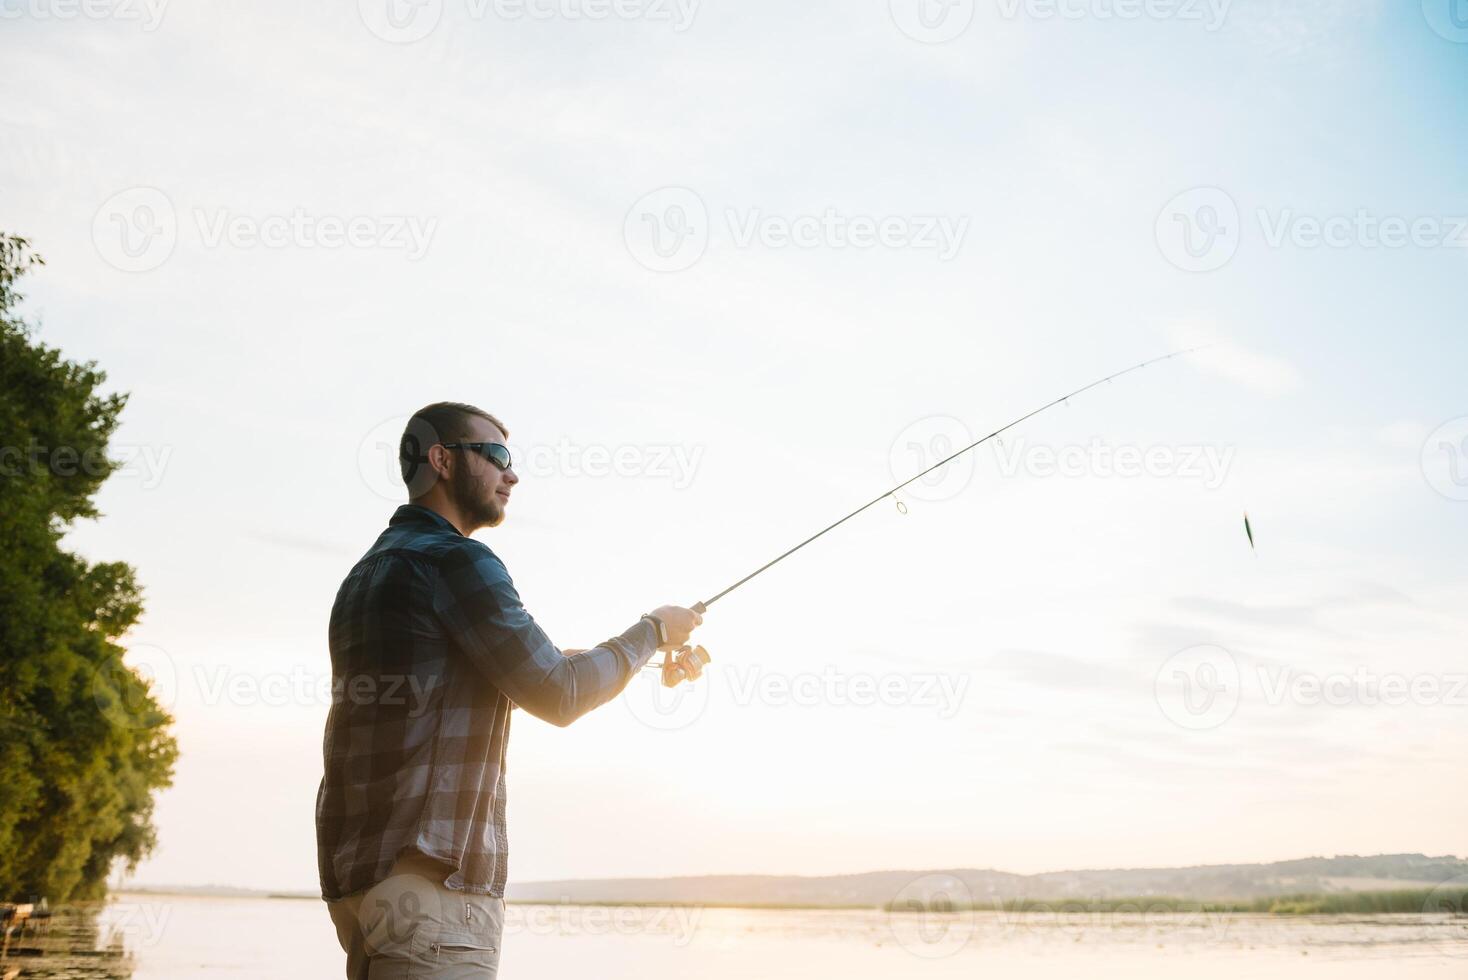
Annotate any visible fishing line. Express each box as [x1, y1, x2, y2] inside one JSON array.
[[687, 346, 1212, 615]]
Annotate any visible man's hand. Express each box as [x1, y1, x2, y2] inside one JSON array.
[[650, 604, 704, 650]]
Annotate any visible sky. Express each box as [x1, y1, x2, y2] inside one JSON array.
[[3, 0, 1466, 894]]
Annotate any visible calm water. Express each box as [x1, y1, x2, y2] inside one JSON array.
[[49, 894, 1462, 978]]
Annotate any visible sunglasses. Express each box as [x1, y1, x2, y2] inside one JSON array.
[[442, 442, 513, 472]]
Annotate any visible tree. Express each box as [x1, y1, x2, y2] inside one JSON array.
[[0, 233, 178, 902]]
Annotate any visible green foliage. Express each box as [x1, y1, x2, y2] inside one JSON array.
[[0, 232, 178, 903], [884, 888, 1468, 917]]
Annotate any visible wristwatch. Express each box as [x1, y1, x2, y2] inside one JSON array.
[[640, 613, 669, 647]]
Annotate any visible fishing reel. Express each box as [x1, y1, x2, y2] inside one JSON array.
[[658, 645, 711, 688]]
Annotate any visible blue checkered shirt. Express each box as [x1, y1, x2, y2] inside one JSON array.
[[316, 504, 660, 899]]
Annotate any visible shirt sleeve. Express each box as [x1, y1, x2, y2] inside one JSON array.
[[431, 541, 661, 727]]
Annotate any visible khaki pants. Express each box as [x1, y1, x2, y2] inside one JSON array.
[[326, 852, 505, 979]]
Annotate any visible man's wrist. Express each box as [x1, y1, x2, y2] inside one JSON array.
[[640, 613, 669, 647]]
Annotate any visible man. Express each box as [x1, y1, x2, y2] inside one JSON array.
[[317, 402, 703, 978]]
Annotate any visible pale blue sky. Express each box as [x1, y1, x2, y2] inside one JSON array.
[[3, 0, 1465, 892]]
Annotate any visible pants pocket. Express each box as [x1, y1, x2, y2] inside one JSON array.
[[419, 928, 501, 978]]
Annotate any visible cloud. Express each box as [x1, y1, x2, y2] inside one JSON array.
[[984, 648, 1142, 693]]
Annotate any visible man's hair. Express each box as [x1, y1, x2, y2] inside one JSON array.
[[399, 402, 508, 489]]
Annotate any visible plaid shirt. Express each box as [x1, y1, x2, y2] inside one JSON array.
[[316, 504, 660, 900]]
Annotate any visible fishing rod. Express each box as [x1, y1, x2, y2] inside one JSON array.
[[651, 346, 1211, 685]]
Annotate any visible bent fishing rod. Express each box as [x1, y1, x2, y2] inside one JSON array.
[[650, 346, 1210, 684]]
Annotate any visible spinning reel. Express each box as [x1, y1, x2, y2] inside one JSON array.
[[656, 645, 711, 688]]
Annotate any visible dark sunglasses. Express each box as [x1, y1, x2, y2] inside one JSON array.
[[442, 442, 513, 471]]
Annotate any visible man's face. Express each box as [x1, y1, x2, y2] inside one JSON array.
[[446, 418, 518, 531]]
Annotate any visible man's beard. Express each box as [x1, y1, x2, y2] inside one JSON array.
[[451, 465, 504, 530]]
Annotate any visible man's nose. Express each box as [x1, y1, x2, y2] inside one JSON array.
[[502, 467, 519, 485]]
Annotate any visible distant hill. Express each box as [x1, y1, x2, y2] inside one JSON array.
[[504, 853, 1468, 907]]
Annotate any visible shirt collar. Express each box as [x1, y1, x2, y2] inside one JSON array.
[[390, 503, 465, 536]]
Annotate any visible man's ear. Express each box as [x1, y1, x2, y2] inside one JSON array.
[[426, 443, 453, 481]]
